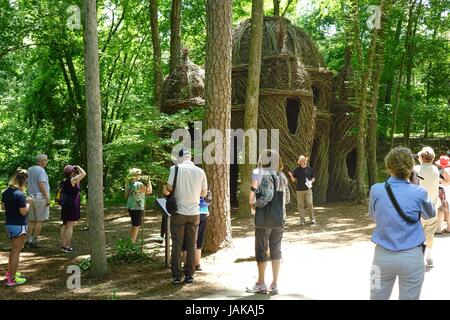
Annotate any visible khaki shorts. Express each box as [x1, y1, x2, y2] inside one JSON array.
[[28, 194, 50, 222], [421, 217, 438, 244]]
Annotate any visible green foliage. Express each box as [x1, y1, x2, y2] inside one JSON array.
[[0, 0, 449, 198], [109, 238, 160, 265], [78, 257, 91, 272], [109, 289, 119, 300]]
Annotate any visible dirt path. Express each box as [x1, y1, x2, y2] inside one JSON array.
[[1, 203, 448, 300]]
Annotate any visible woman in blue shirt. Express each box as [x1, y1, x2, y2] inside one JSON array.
[[1, 168, 33, 286], [369, 147, 435, 300]]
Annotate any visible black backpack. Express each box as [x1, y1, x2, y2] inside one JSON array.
[[165, 166, 179, 215]]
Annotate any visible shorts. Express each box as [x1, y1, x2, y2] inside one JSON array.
[[129, 210, 144, 227], [5, 225, 28, 240], [28, 195, 50, 222], [255, 227, 284, 262]]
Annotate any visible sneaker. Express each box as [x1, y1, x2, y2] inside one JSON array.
[[246, 282, 267, 294], [6, 277, 26, 286], [81, 226, 89, 231], [311, 219, 317, 225], [426, 258, 434, 268], [172, 277, 182, 285], [157, 236, 164, 243], [184, 275, 194, 284], [269, 284, 278, 295], [63, 247, 75, 253], [195, 264, 202, 271]]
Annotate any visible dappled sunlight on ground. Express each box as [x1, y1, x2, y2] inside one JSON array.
[[4, 201, 448, 299]]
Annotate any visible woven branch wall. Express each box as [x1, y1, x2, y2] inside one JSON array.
[[161, 56, 205, 115], [161, 16, 357, 204]]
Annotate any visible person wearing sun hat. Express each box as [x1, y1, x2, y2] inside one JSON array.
[[413, 147, 440, 267], [288, 155, 316, 226], [125, 168, 152, 243], [435, 155, 450, 171]]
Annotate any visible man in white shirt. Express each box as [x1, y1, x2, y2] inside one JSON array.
[[27, 154, 50, 248], [166, 149, 207, 284], [414, 147, 440, 267]]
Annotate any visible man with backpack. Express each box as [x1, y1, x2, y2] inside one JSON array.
[[165, 148, 207, 285]]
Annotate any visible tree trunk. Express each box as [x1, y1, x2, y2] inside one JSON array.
[[368, 1, 390, 187], [367, 38, 385, 188], [403, 0, 422, 146], [237, 0, 264, 217], [273, 0, 280, 16], [422, 24, 438, 138], [169, 0, 182, 74], [203, 0, 233, 253], [383, 16, 403, 106], [353, 0, 383, 201], [83, 0, 107, 278], [390, 52, 404, 149], [150, 0, 163, 110]]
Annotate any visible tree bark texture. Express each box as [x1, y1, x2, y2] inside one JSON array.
[[238, 0, 264, 217], [203, 0, 233, 253], [83, 0, 108, 277]]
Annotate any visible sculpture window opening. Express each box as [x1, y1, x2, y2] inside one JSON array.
[[346, 148, 357, 180], [286, 98, 301, 134], [312, 86, 320, 106]]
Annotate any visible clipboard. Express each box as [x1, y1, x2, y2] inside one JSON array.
[[155, 198, 171, 217], [155, 197, 171, 268]]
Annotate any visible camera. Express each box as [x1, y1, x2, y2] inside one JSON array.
[[73, 166, 80, 174]]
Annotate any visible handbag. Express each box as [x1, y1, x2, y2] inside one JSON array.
[[254, 175, 284, 228], [165, 166, 179, 215]]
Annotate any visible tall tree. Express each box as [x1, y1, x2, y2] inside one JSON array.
[[150, 0, 163, 110], [169, 0, 182, 74], [350, 0, 384, 201], [238, 0, 264, 217], [273, 0, 295, 17], [382, 15, 403, 107], [368, 1, 391, 187], [83, 0, 108, 277], [273, 0, 280, 16], [203, 0, 233, 252], [403, 0, 423, 146], [390, 52, 405, 149]]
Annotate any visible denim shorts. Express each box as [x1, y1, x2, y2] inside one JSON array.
[[5, 225, 28, 240]]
